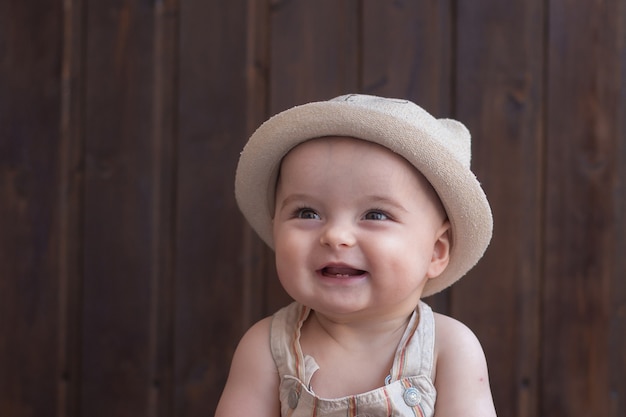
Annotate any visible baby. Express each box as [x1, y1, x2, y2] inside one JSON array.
[[215, 94, 497, 417]]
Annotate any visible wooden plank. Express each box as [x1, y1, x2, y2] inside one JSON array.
[[175, 1, 249, 416], [361, 0, 454, 314], [0, 1, 64, 416], [243, 0, 272, 327], [59, 0, 86, 416], [611, 111, 626, 417], [268, 0, 360, 114], [454, 2, 544, 416], [266, 0, 360, 314], [611, 13, 626, 413], [151, 1, 179, 417], [361, 0, 453, 115], [80, 1, 169, 416], [611, 95, 626, 416], [543, 1, 624, 416]]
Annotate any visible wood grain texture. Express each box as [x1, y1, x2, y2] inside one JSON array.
[[176, 1, 249, 415], [80, 1, 167, 416], [269, 0, 360, 114], [0, 1, 64, 416], [58, 0, 85, 415], [243, 0, 273, 326], [361, 0, 453, 115], [543, 1, 624, 416]]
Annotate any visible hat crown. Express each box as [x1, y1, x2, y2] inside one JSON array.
[[332, 94, 472, 169]]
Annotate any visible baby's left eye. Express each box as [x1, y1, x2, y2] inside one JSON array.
[[364, 210, 389, 221], [295, 208, 320, 220]]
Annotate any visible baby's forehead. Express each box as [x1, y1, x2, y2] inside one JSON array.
[[278, 135, 446, 216], [284, 136, 420, 169], [283, 136, 401, 162]]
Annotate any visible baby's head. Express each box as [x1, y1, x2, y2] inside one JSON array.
[[235, 94, 493, 296]]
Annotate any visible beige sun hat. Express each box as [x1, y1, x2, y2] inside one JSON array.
[[235, 94, 492, 297]]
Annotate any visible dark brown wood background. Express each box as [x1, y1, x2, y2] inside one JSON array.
[[1, 1, 625, 416]]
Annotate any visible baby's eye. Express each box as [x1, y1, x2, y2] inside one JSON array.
[[295, 208, 320, 220], [364, 210, 389, 221]]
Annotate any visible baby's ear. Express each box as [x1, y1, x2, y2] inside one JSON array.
[[427, 222, 451, 279]]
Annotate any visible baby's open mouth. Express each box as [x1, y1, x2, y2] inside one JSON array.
[[321, 266, 366, 278]]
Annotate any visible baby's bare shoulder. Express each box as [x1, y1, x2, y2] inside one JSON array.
[[215, 317, 280, 417], [230, 316, 277, 380], [433, 313, 482, 352], [432, 313, 497, 417], [433, 313, 487, 374]]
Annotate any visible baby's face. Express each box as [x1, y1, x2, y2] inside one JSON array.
[[272, 136, 450, 320]]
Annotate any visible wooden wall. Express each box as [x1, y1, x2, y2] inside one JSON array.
[[1, 1, 625, 416]]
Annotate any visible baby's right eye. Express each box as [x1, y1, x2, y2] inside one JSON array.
[[295, 208, 320, 220]]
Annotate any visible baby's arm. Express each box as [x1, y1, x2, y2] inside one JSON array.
[[433, 314, 497, 417], [214, 317, 280, 417]]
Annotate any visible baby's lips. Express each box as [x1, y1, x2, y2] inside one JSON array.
[[322, 266, 366, 276]]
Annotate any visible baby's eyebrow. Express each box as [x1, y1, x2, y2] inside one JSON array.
[[277, 193, 312, 210], [362, 195, 409, 213]]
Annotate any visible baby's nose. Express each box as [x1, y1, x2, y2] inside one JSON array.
[[319, 221, 356, 248]]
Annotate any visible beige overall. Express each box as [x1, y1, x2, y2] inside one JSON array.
[[271, 301, 437, 417]]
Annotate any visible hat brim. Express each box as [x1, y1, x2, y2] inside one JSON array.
[[235, 99, 492, 297]]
